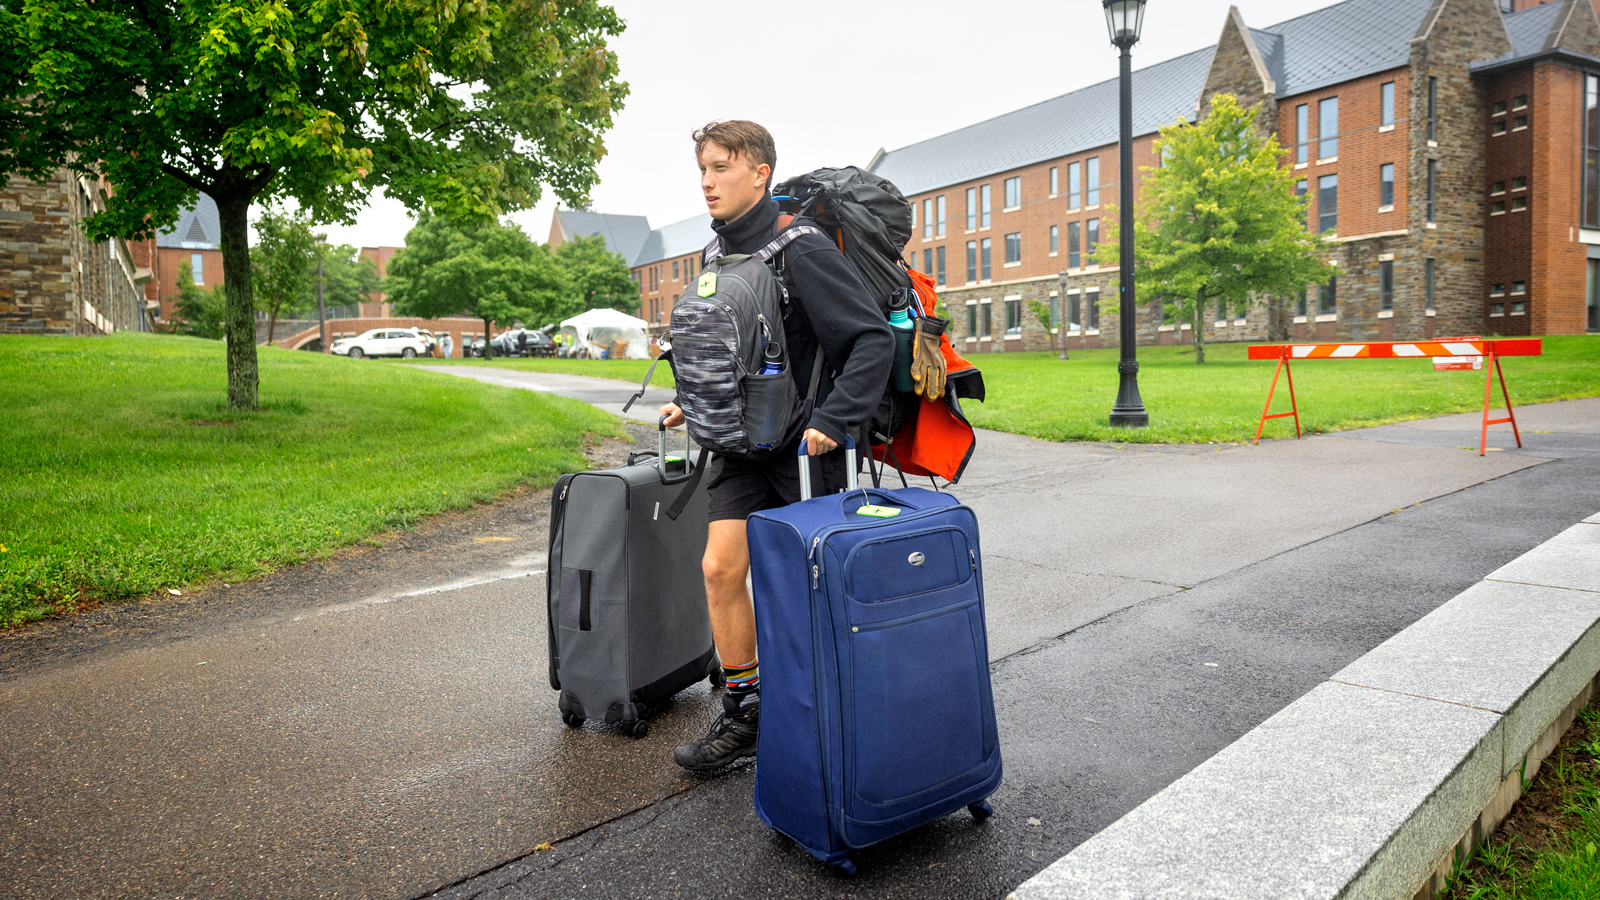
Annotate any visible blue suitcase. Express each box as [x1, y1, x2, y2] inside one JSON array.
[[746, 439, 1001, 875]]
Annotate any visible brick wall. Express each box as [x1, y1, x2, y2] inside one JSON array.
[[1484, 67, 1537, 335], [635, 251, 701, 332], [0, 172, 77, 334], [1530, 61, 1595, 335]]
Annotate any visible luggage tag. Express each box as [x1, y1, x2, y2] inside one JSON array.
[[855, 504, 901, 518]]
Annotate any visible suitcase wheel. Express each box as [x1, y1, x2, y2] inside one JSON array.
[[628, 719, 649, 739], [831, 857, 857, 877], [968, 801, 994, 822], [708, 668, 726, 688], [561, 711, 584, 728]]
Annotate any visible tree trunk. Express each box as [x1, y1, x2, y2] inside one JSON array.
[[216, 193, 259, 410], [1193, 293, 1207, 365], [482, 317, 494, 359], [266, 294, 282, 348], [1267, 293, 1289, 342]]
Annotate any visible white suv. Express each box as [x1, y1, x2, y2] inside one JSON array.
[[331, 329, 428, 359]]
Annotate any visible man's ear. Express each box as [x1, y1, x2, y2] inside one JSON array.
[[755, 163, 771, 190]]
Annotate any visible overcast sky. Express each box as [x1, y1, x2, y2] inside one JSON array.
[[307, 0, 1343, 250]]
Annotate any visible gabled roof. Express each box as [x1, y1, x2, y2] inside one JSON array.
[[635, 213, 714, 266], [554, 209, 652, 266], [869, 0, 1437, 197], [155, 192, 220, 249]]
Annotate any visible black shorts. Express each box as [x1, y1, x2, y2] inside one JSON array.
[[705, 437, 849, 522]]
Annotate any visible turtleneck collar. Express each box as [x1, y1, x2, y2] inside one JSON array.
[[711, 192, 778, 255]]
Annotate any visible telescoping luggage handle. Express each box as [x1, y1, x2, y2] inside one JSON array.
[[797, 435, 860, 502], [656, 415, 694, 485]]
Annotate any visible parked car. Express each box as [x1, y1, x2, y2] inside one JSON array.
[[467, 328, 556, 358], [330, 328, 429, 359]]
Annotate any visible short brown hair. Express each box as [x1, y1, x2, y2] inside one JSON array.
[[693, 120, 777, 188]]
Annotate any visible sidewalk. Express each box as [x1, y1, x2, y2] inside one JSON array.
[[1, 368, 1594, 900]]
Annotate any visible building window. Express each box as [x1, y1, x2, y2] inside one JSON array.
[[1296, 104, 1309, 164], [966, 303, 977, 336], [936, 245, 946, 286], [936, 196, 946, 237], [1296, 288, 1308, 317], [1380, 260, 1394, 312], [967, 241, 977, 282], [1513, 176, 1527, 191], [1511, 300, 1526, 315], [1427, 160, 1437, 223], [1050, 224, 1059, 254], [1005, 177, 1021, 209], [1587, 75, 1600, 229], [1491, 301, 1505, 316], [1493, 121, 1507, 136], [190, 253, 204, 283], [1319, 275, 1337, 314], [1317, 174, 1338, 233], [1087, 157, 1100, 206], [1513, 115, 1528, 131], [1490, 282, 1506, 297], [1427, 76, 1437, 142], [1068, 161, 1081, 208], [1492, 181, 1506, 195], [1493, 100, 1506, 116], [1492, 200, 1506, 215], [966, 188, 977, 230], [1005, 298, 1022, 335], [1296, 179, 1308, 228], [1319, 97, 1338, 159], [924, 249, 933, 276], [1068, 222, 1081, 268], [1426, 258, 1436, 310], [923, 199, 933, 239], [1086, 218, 1099, 256], [1069, 291, 1081, 329], [673, 261, 679, 280], [981, 184, 992, 229], [1512, 197, 1527, 212], [1050, 167, 1058, 196], [1513, 94, 1527, 110], [980, 301, 992, 335], [981, 237, 992, 281], [1511, 280, 1526, 294], [1380, 163, 1394, 208], [1005, 232, 1022, 264], [1587, 259, 1599, 331], [1086, 288, 1100, 329], [1381, 81, 1395, 127]]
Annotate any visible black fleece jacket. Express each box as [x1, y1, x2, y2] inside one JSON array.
[[711, 196, 894, 446]]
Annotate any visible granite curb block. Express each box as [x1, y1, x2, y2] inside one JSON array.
[[1008, 513, 1600, 900]]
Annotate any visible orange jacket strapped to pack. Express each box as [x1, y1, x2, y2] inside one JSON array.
[[871, 268, 985, 484]]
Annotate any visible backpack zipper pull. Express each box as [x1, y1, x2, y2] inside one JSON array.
[[812, 564, 819, 589], [970, 548, 976, 571]]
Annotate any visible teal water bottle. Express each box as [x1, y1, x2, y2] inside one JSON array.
[[889, 307, 916, 394]]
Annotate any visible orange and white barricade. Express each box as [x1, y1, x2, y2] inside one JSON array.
[[1246, 337, 1543, 455]]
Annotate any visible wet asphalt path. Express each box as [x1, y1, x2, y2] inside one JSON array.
[[1, 366, 1593, 900]]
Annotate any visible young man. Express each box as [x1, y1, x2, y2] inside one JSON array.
[[661, 121, 893, 772]]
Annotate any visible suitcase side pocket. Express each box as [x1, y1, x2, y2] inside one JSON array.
[[560, 567, 596, 632]]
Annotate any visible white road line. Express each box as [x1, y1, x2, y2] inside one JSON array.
[[295, 566, 547, 620]]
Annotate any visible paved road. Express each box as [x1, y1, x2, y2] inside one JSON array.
[[2, 366, 1594, 900]]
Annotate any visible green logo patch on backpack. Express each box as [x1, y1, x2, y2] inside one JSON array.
[[697, 271, 717, 298]]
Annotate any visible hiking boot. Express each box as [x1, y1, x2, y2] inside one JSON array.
[[673, 690, 759, 772]]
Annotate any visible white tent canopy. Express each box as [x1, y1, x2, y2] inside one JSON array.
[[558, 308, 651, 359]]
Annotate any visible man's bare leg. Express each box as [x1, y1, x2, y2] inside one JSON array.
[[674, 518, 761, 771]]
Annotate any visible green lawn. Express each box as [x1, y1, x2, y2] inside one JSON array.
[[407, 355, 676, 389], [0, 333, 620, 626], [412, 336, 1600, 444], [964, 336, 1600, 443]]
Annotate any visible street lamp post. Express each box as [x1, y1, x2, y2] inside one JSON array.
[[315, 233, 328, 353], [1057, 270, 1069, 360], [1104, 0, 1149, 428]]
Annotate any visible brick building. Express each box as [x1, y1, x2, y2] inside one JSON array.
[[548, 208, 713, 333], [1, 168, 152, 335], [872, 0, 1600, 353], [145, 192, 225, 323]]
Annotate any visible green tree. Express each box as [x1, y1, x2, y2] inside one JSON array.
[[1027, 298, 1065, 359], [387, 214, 569, 358], [3, 0, 626, 408], [304, 244, 382, 311], [251, 206, 318, 345], [554, 234, 638, 315], [1096, 94, 1332, 363], [169, 262, 227, 339]]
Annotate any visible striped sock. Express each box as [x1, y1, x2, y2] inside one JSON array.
[[723, 658, 759, 694]]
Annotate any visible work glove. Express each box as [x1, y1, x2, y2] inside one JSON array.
[[910, 315, 949, 402]]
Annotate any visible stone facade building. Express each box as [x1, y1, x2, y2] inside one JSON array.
[[1, 168, 152, 335], [873, 0, 1600, 353]]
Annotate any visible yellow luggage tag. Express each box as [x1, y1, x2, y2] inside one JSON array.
[[855, 504, 902, 518]]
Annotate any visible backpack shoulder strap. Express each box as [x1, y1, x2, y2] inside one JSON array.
[[752, 224, 826, 264], [702, 236, 724, 268]]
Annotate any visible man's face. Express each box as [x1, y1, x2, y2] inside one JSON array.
[[699, 142, 770, 222]]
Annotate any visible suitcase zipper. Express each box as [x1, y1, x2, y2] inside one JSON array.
[[851, 598, 979, 633]]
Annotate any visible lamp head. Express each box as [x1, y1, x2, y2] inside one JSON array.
[[1103, 0, 1146, 49]]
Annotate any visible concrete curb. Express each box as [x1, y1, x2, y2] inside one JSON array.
[[1008, 514, 1600, 900]]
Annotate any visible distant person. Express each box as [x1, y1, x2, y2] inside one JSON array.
[[440, 333, 453, 359]]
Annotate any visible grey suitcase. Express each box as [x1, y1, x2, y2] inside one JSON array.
[[546, 419, 721, 737]]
